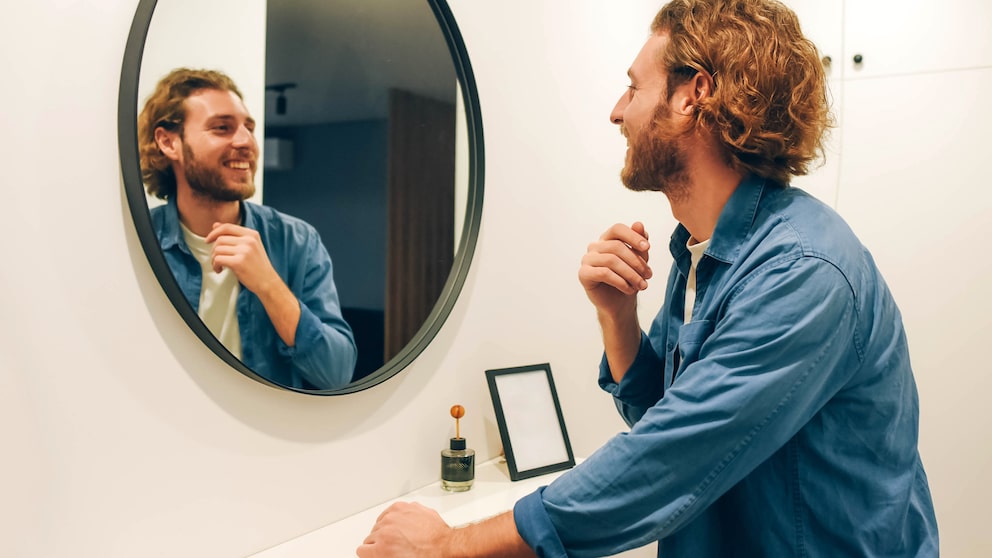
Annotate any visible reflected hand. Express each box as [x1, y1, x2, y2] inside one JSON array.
[[357, 502, 452, 557], [578, 221, 652, 319], [205, 222, 283, 296], [205, 222, 301, 346]]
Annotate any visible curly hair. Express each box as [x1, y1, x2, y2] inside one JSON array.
[[137, 68, 244, 199], [652, 0, 832, 186]]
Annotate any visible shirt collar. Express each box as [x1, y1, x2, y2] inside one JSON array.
[[158, 196, 184, 251], [669, 174, 769, 265], [158, 197, 253, 251], [241, 200, 258, 229]]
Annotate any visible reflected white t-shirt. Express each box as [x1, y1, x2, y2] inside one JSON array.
[[684, 238, 710, 323], [180, 223, 242, 358]]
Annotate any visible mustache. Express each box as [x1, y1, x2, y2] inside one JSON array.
[[226, 148, 256, 160]]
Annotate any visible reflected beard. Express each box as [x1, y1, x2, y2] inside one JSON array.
[[182, 142, 255, 202], [621, 102, 691, 201]]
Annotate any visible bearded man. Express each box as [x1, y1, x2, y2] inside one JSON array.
[[138, 68, 356, 391], [358, 0, 938, 556]]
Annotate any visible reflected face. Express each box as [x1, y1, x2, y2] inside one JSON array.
[[611, 33, 690, 197], [178, 89, 259, 201]]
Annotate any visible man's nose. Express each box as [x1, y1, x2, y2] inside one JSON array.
[[233, 124, 255, 147], [610, 96, 626, 125]]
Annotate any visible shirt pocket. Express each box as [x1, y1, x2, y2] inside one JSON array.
[[673, 319, 715, 383]]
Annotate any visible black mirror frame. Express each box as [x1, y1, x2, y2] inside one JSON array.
[[118, 0, 484, 395]]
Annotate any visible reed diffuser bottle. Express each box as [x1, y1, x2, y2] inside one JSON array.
[[441, 404, 475, 492]]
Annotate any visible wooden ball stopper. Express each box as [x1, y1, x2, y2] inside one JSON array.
[[450, 405, 465, 419]]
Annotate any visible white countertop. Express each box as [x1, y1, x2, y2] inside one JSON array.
[[250, 458, 655, 557], [249, 458, 566, 557]]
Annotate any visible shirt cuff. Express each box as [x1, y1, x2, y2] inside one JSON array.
[[597, 332, 664, 409], [513, 488, 568, 558]]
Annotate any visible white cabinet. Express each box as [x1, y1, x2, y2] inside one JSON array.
[[844, 0, 992, 79], [784, 2, 992, 556], [789, 0, 992, 80], [785, 0, 992, 206], [836, 66, 992, 558]]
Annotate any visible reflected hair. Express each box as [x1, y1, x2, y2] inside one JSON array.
[[652, 0, 832, 186], [137, 68, 244, 199]]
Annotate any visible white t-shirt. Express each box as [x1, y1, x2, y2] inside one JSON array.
[[180, 223, 243, 358], [684, 238, 710, 323]]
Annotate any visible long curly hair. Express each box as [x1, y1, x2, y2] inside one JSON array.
[[653, 0, 832, 186], [137, 68, 244, 199]]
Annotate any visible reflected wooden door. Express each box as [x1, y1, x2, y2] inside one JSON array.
[[385, 89, 456, 361]]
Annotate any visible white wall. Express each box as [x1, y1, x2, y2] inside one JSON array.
[[0, 1, 987, 557]]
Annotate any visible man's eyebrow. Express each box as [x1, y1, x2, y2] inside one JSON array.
[[204, 114, 255, 127]]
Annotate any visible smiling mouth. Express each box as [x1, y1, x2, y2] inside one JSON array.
[[225, 160, 252, 170]]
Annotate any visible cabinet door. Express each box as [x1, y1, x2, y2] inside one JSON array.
[[845, 0, 992, 79], [835, 68, 992, 321]]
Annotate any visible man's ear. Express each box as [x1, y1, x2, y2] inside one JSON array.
[[674, 71, 715, 116], [154, 126, 182, 162]]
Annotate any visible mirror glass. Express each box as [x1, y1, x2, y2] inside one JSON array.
[[119, 0, 484, 395]]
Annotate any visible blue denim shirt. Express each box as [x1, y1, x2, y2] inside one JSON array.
[[151, 197, 357, 390], [514, 176, 938, 557]]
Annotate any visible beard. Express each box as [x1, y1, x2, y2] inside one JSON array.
[[182, 142, 256, 202], [620, 101, 691, 201]]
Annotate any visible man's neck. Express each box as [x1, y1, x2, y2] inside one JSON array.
[[175, 187, 242, 237], [668, 136, 743, 243]]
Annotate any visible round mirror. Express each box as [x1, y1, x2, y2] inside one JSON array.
[[118, 0, 484, 395]]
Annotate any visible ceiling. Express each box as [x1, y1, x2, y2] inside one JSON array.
[[263, 0, 458, 127]]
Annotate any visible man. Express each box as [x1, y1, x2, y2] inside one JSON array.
[[358, 0, 938, 556], [139, 68, 357, 391]]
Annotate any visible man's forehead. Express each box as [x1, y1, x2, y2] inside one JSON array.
[[629, 33, 670, 82], [185, 89, 251, 120]]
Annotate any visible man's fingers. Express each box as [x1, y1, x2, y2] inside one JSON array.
[[583, 240, 652, 280], [601, 222, 650, 251], [579, 253, 649, 293]]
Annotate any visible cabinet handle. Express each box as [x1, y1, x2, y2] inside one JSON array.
[[853, 54, 864, 64], [821, 55, 832, 66]]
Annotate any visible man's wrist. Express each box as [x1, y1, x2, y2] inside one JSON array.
[[441, 511, 536, 558]]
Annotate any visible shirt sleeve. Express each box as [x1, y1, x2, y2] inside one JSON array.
[[516, 256, 862, 557], [598, 332, 666, 426], [277, 230, 357, 390]]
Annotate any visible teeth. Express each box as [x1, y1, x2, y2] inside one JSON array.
[[227, 161, 250, 170]]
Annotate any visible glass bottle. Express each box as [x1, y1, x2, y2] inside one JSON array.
[[441, 437, 475, 492]]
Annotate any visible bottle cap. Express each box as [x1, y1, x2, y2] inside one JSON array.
[[449, 437, 466, 450]]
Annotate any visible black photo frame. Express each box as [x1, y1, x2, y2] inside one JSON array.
[[485, 363, 575, 481]]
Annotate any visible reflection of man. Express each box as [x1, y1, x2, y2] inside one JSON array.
[[358, 0, 938, 556], [138, 67, 357, 390]]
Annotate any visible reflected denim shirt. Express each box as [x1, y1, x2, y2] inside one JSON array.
[[151, 197, 356, 390], [514, 176, 938, 557]]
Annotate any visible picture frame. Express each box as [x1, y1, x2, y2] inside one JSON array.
[[485, 363, 575, 481]]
